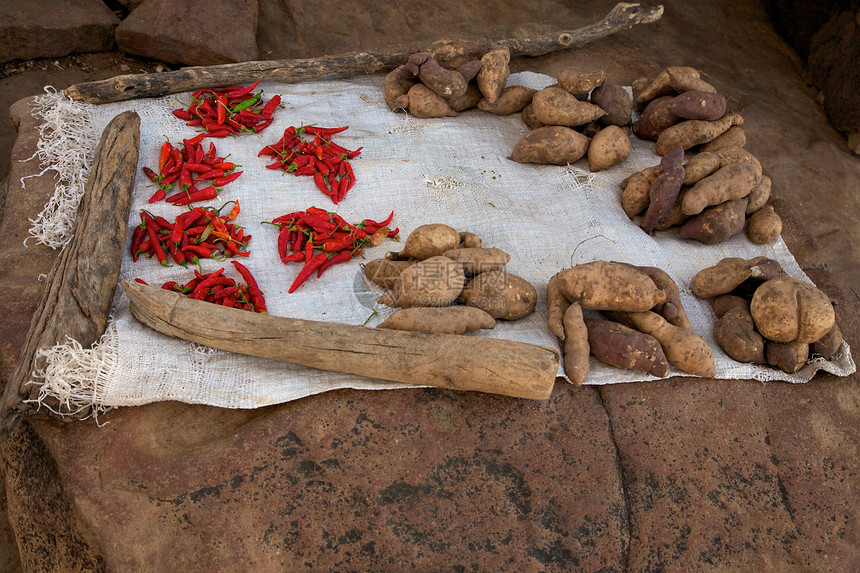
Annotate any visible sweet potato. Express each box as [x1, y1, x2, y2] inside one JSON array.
[[766, 341, 809, 374], [624, 311, 716, 377], [642, 146, 685, 234], [378, 256, 465, 308], [711, 294, 749, 318], [458, 231, 482, 249], [393, 223, 461, 260], [681, 162, 759, 215], [552, 261, 667, 311], [364, 258, 415, 289], [478, 86, 537, 115], [714, 146, 762, 182], [590, 83, 632, 126], [634, 69, 673, 106], [377, 306, 495, 335], [666, 66, 717, 94], [417, 55, 468, 99], [476, 47, 510, 104], [690, 256, 781, 298], [557, 68, 605, 99], [678, 197, 748, 244], [460, 270, 537, 320], [652, 191, 691, 231], [446, 84, 483, 112], [509, 126, 590, 165], [456, 59, 483, 82], [428, 38, 485, 69], [634, 265, 690, 329], [442, 247, 510, 275], [812, 324, 843, 360], [633, 96, 679, 140], [713, 301, 767, 365], [521, 104, 546, 129], [407, 84, 458, 118], [384, 66, 416, 111], [750, 277, 836, 343], [587, 125, 632, 172], [620, 165, 662, 218], [745, 204, 782, 244], [682, 151, 721, 185], [531, 86, 607, 127], [702, 126, 746, 152], [562, 303, 590, 384], [584, 318, 670, 377], [665, 90, 727, 121], [546, 273, 571, 340], [745, 175, 772, 215], [655, 112, 744, 155]]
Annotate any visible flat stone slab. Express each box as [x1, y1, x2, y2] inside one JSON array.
[[0, 0, 119, 64], [116, 0, 258, 66]]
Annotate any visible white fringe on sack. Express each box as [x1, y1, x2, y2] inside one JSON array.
[[24, 325, 119, 422], [23, 86, 99, 249]]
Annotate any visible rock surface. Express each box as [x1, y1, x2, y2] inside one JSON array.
[[0, 0, 120, 64], [116, 0, 259, 65]]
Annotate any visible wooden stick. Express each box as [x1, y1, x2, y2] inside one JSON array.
[[0, 111, 140, 437], [64, 3, 663, 104], [122, 280, 560, 401]]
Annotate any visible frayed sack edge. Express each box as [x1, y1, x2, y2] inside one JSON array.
[[22, 86, 99, 250]]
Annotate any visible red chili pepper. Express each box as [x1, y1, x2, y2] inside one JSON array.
[[261, 94, 281, 117], [142, 211, 170, 267], [130, 225, 146, 262], [158, 141, 172, 172], [142, 166, 161, 183], [316, 250, 352, 278], [198, 168, 225, 180], [213, 171, 243, 187], [187, 132, 207, 147], [172, 109, 192, 121], [171, 186, 218, 206], [134, 278, 150, 286], [231, 261, 267, 313], [207, 130, 231, 138], [336, 175, 350, 203], [288, 252, 328, 293], [148, 188, 167, 203], [216, 95, 228, 125], [224, 80, 261, 99], [183, 244, 214, 259]]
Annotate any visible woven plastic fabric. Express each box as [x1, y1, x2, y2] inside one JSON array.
[[28, 72, 855, 412]]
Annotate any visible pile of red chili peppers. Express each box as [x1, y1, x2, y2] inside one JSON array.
[[135, 261, 267, 313], [270, 207, 397, 292], [142, 133, 243, 205], [259, 125, 362, 204], [172, 80, 280, 136], [130, 201, 250, 267]]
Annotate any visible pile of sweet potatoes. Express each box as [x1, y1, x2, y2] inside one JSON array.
[[546, 260, 715, 384], [363, 224, 537, 334], [622, 66, 783, 244], [691, 257, 842, 373]]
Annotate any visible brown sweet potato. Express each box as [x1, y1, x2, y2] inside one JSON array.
[[702, 126, 746, 152], [633, 96, 680, 140], [584, 318, 670, 377], [812, 324, 843, 360], [458, 231, 482, 249], [655, 112, 744, 155], [417, 55, 468, 99], [587, 125, 632, 172], [666, 66, 717, 94], [552, 261, 667, 312], [711, 294, 749, 318], [364, 259, 415, 289], [634, 69, 673, 106], [442, 247, 510, 275], [750, 277, 836, 343], [521, 104, 546, 129], [378, 256, 465, 308], [393, 223, 461, 260], [634, 265, 690, 329], [745, 175, 772, 215], [713, 302, 767, 365], [624, 311, 716, 377], [407, 84, 458, 118], [456, 59, 483, 82], [590, 83, 632, 126], [446, 84, 483, 112], [384, 66, 416, 111], [690, 256, 780, 298], [460, 270, 537, 320], [428, 39, 485, 69], [766, 341, 809, 374], [665, 90, 726, 121], [714, 146, 762, 182], [682, 152, 721, 185], [531, 86, 607, 127], [546, 273, 571, 340], [557, 68, 605, 99], [562, 303, 590, 384], [652, 191, 691, 231], [377, 306, 495, 335], [621, 166, 662, 218], [478, 86, 537, 115], [476, 47, 510, 104], [745, 204, 782, 244], [679, 197, 748, 244], [509, 126, 590, 165], [642, 146, 685, 233], [681, 162, 759, 215]]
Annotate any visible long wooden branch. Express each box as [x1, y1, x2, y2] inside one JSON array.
[[0, 111, 140, 438], [65, 2, 663, 104], [122, 281, 560, 402]]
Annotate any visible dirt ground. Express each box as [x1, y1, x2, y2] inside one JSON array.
[[1, 1, 859, 570]]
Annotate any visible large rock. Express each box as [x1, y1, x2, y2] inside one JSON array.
[[0, 0, 119, 64], [116, 0, 259, 66]]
